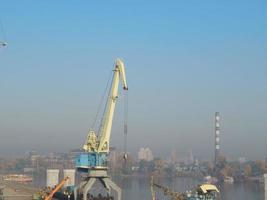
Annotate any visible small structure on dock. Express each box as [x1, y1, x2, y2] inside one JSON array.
[[46, 169, 60, 188]]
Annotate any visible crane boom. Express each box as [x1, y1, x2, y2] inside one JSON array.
[[83, 59, 128, 153], [97, 59, 128, 152]]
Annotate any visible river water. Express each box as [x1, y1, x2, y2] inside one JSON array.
[[114, 177, 264, 200], [34, 174, 265, 200]]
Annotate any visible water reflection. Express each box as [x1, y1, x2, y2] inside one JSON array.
[[116, 177, 264, 200], [33, 174, 264, 200], [219, 182, 264, 200]]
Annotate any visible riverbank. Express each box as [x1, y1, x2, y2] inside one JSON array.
[[0, 175, 38, 200]]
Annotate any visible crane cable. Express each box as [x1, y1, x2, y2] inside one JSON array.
[[97, 71, 114, 136], [123, 89, 128, 160], [91, 70, 113, 132], [0, 17, 7, 46]]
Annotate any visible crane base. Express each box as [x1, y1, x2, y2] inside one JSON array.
[[74, 170, 121, 200]]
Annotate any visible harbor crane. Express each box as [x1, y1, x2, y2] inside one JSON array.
[[75, 59, 128, 200]]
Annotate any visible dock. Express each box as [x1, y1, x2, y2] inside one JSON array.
[[0, 176, 39, 200]]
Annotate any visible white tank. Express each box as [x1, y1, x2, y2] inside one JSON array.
[[63, 169, 75, 187], [46, 169, 59, 187]]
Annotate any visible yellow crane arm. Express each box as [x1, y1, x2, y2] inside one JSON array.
[[44, 177, 69, 200], [83, 59, 128, 153], [97, 59, 128, 152]]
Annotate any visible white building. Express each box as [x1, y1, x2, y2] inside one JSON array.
[[46, 169, 59, 187], [238, 157, 247, 164], [138, 147, 153, 161], [109, 148, 121, 170]]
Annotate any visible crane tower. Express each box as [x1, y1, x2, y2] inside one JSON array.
[[75, 59, 128, 200]]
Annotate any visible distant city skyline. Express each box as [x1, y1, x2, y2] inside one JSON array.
[[138, 147, 154, 161], [0, 1, 267, 160]]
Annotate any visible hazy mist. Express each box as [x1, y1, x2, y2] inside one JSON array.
[[0, 1, 266, 160]]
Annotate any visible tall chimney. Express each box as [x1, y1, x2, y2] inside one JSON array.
[[215, 112, 220, 167]]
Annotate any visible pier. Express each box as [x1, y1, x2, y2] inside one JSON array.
[[0, 176, 38, 200]]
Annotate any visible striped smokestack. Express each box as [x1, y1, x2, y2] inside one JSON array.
[[215, 112, 220, 167]]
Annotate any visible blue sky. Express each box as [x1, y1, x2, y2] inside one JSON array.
[[0, 1, 267, 159]]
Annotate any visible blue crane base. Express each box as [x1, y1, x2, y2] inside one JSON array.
[[75, 152, 108, 173], [75, 153, 122, 200]]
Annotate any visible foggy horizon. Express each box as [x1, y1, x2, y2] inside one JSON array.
[[1, 1, 266, 161]]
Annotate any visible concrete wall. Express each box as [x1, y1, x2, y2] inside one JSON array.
[[46, 169, 59, 187], [63, 169, 75, 187]]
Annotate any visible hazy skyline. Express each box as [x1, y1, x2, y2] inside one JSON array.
[[0, 1, 266, 160]]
